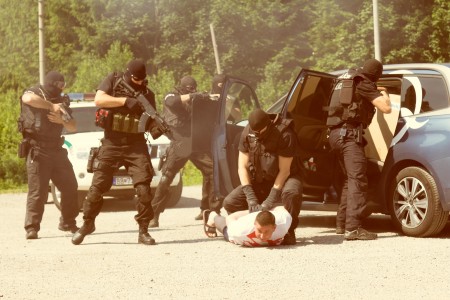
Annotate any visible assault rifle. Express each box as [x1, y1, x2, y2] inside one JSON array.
[[115, 77, 172, 139], [58, 94, 73, 123]]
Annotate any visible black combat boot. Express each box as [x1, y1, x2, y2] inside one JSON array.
[[71, 221, 95, 245], [138, 226, 156, 245], [148, 213, 160, 228]]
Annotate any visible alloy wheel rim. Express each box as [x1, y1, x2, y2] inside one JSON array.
[[394, 176, 428, 229]]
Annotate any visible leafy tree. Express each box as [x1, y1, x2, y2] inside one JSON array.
[[71, 42, 133, 92], [0, 0, 448, 189], [0, 90, 26, 189]]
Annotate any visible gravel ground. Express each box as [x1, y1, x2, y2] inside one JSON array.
[[1, 185, 450, 299]]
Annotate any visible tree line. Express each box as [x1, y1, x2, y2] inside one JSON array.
[[0, 0, 448, 189]]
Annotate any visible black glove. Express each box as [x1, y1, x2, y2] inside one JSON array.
[[189, 92, 210, 101], [261, 188, 281, 211], [125, 97, 144, 114], [242, 185, 262, 213]]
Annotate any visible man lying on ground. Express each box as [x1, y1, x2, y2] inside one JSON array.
[[203, 206, 292, 247]]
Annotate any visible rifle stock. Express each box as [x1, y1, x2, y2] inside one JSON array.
[[115, 78, 172, 139]]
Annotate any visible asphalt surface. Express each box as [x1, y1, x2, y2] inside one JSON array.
[[1, 185, 450, 299]]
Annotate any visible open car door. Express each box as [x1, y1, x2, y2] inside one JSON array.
[[281, 69, 338, 203], [192, 76, 260, 200]]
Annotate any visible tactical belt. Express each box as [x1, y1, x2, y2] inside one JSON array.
[[328, 122, 361, 130], [103, 136, 143, 146], [29, 136, 65, 148]]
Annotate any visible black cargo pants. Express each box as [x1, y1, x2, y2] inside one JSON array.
[[83, 139, 155, 226], [223, 176, 302, 234], [24, 146, 79, 233], [152, 140, 221, 214], [328, 126, 368, 231]]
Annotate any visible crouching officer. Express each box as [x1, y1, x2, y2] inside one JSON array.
[[222, 108, 302, 245], [19, 71, 79, 239], [72, 59, 157, 245]]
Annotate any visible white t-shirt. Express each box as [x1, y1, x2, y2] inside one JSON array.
[[227, 209, 292, 247]]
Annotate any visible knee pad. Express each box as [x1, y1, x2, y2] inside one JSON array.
[[136, 184, 152, 203], [86, 187, 103, 203]]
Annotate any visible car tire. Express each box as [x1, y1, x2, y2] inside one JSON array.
[[51, 183, 85, 212], [166, 177, 183, 208], [388, 166, 448, 237]]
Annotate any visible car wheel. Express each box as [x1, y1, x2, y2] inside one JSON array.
[[166, 177, 183, 208], [389, 166, 448, 237], [51, 183, 85, 212]]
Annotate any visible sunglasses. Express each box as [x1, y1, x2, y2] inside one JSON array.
[[185, 85, 197, 93], [131, 75, 146, 82]]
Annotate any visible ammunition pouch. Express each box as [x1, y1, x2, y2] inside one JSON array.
[[112, 113, 139, 133], [95, 108, 112, 129], [18, 138, 30, 158]]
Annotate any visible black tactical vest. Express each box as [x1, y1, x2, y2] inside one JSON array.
[[101, 72, 151, 140], [326, 69, 375, 129], [18, 86, 65, 142], [246, 116, 299, 183], [162, 90, 191, 137]]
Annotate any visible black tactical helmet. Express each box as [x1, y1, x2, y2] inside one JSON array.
[[126, 59, 147, 81], [179, 76, 197, 94], [44, 71, 65, 87], [249, 108, 271, 132], [43, 71, 65, 97], [211, 74, 226, 94], [362, 59, 383, 82]]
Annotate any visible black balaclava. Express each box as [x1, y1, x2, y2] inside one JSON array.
[[178, 76, 197, 94], [361, 59, 383, 82], [43, 71, 65, 98], [211, 74, 226, 94], [249, 108, 272, 139], [125, 59, 147, 89]]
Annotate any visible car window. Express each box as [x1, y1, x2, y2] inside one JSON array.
[[287, 74, 334, 122], [64, 106, 103, 134], [224, 83, 255, 124], [266, 94, 287, 113], [401, 76, 449, 115]]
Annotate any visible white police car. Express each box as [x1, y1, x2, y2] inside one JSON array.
[[49, 94, 182, 211]]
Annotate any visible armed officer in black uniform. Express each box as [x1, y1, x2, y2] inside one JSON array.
[[72, 60, 157, 245], [149, 76, 221, 227], [326, 58, 391, 240], [222, 108, 302, 245], [19, 71, 79, 239]]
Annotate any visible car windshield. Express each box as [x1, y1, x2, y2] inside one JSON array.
[[64, 106, 103, 134]]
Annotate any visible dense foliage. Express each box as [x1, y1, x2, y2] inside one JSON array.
[[0, 0, 448, 189]]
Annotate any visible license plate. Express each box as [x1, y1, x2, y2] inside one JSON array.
[[113, 176, 133, 186]]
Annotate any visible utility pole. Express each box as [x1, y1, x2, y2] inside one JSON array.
[[372, 0, 381, 62], [210, 23, 222, 75], [38, 0, 45, 84]]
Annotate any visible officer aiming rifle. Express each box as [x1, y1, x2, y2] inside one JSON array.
[[114, 77, 172, 140]]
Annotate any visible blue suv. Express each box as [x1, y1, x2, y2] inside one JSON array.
[[191, 64, 450, 237]]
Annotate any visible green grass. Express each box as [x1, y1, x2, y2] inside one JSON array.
[[0, 161, 202, 194], [181, 161, 203, 186]]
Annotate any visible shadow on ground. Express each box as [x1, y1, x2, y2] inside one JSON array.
[[100, 195, 199, 212], [298, 212, 396, 234]]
